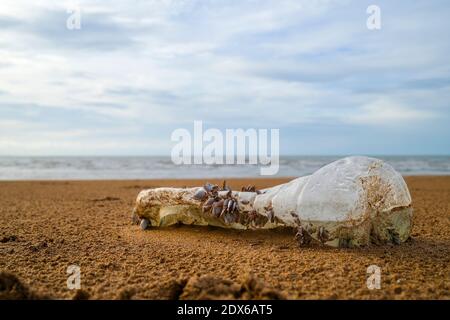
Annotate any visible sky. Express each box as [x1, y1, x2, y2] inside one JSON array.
[[0, 0, 449, 156]]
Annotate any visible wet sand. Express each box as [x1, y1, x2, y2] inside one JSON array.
[[0, 177, 449, 299]]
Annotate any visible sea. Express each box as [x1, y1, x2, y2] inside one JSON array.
[[0, 156, 449, 180]]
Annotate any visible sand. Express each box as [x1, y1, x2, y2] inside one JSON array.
[[0, 177, 449, 300]]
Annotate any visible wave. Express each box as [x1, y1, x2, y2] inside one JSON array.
[[0, 156, 449, 180]]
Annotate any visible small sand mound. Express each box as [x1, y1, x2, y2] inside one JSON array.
[[0, 272, 36, 300], [71, 289, 90, 300], [179, 274, 288, 300], [156, 278, 189, 300]]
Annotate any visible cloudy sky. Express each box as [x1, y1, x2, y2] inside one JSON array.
[[0, 0, 449, 156]]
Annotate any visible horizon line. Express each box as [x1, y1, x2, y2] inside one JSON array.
[[1, 154, 450, 157]]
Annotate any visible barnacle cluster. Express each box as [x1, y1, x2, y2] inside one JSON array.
[[133, 156, 413, 248]]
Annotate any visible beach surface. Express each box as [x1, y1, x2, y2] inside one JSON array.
[[0, 177, 449, 299]]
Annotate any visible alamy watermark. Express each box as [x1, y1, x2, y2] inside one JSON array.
[[171, 121, 279, 175], [66, 264, 81, 290], [66, 3, 81, 30], [366, 265, 381, 290], [367, 5, 381, 30]]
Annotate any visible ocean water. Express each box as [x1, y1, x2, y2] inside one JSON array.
[[0, 156, 449, 180]]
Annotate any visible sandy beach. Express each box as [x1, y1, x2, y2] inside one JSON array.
[[0, 176, 449, 300]]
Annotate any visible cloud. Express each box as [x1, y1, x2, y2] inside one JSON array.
[[0, 10, 138, 52], [0, 116, 169, 155], [0, 0, 449, 155], [346, 98, 436, 125]]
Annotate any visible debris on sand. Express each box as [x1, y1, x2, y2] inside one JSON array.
[[134, 156, 413, 247], [91, 196, 121, 202], [0, 235, 17, 243]]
